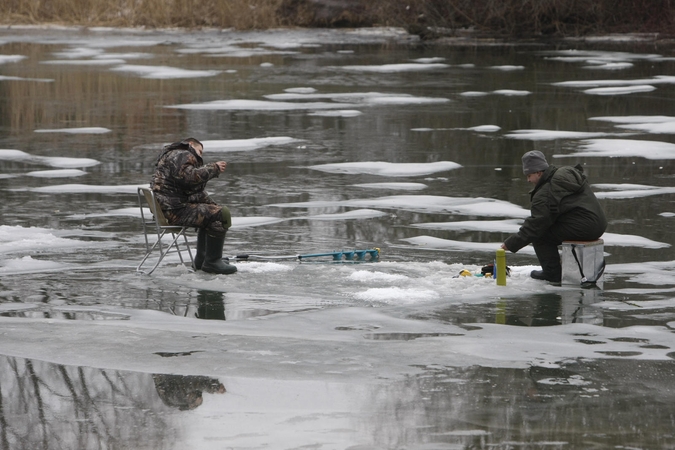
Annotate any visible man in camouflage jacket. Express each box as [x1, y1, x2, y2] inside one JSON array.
[[151, 138, 236, 275], [502, 151, 607, 283]]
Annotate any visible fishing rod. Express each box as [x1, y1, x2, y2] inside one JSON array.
[[224, 248, 380, 262]]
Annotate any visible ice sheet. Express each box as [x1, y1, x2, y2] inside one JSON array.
[[201, 137, 301, 152], [34, 127, 111, 134], [269, 195, 530, 218], [306, 161, 461, 177], [110, 64, 221, 79], [554, 139, 675, 160]]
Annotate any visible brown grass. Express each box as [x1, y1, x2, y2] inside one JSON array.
[[0, 0, 672, 36], [0, 0, 285, 29]]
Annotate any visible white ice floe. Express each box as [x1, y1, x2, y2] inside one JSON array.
[[600, 233, 670, 249], [0, 256, 76, 275], [201, 137, 301, 152], [25, 169, 88, 178], [177, 43, 298, 58], [596, 299, 675, 311], [308, 110, 363, 117], [0, 75, 53, 82], [421, 125, 500, 132], [400, 235, 536, 255], [412, 57, 446, 64], [595, 186, 675, 199], [306, 161, 461, 177], [554, 75, 675, 88], [0, 149, 100, 168], [19, 184, 144, 194], [467, 125, 501, 132], [307, 209, 389, 221], [110, 64, 221, 79], [270, 195, 530, 218], [554, 139, 675, 160], [459, 91, 489, 97], [352, 182, 427, 191], [409, 220, 669, 249], [285, 87, 317, 94], [353, 286, 441, 302], [335, 63, 450, 73], [42, 59, 126, 66], [0, 226, 97, 255], [543, 49, 661, 63], [168, 92, 449, 111], [411, 219, 523, 233], [589, 115, 675, 124], [0, 55, 27, 64], [167, 99, 359, 111], [505, 130, 614, 140], [660, 212, 675, 217], [614, 121, 675, 134], [75, 207, 145, 219], [231, 217, 286, 229], [490, 65, 525, 71], [583, 62, 634, 70], [492, 90, 531, 96], [266, 91, 439, 103], [34, 127, 111, 134], [583, 85, 656, 95]]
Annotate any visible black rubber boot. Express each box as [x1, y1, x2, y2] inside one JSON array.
[[201, 233, 237, 275], [192, 228, 206, 271], [532, 239, 562, 283]]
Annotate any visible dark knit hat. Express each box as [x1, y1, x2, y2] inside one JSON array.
[[522, 151, 549, 175]]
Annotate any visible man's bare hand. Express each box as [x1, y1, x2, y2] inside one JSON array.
[[215, 161, 227, 172]]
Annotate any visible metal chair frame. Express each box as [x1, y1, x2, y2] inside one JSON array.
[[137, 187, 194, 275]]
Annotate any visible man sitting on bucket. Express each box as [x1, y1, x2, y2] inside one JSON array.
[[501, 150, 607, 283]]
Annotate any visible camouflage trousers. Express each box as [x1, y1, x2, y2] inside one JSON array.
[[163, 204, 232, 236]]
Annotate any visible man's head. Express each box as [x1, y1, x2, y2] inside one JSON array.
[[183, 137, 204, 156], [522, 150, 548, 184]]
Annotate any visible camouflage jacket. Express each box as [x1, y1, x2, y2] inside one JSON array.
[[150, 146, 221, 211]]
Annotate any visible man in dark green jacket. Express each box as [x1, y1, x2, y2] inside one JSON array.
[[501, 151, 607, 283], [151, 137, 237, 275]]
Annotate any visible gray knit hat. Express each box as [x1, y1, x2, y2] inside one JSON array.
[[522, 150, 549, 175]]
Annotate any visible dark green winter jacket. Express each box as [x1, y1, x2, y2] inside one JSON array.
[[504, 164, 607, 253]]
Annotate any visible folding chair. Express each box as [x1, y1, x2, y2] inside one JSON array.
[[137, 187, 194, 275]]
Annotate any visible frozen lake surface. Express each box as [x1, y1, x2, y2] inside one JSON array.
[[1, 26, 675, 449]]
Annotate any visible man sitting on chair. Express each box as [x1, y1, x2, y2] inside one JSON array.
[[501, 150, 607, 283], [151, 137, 236, 275]]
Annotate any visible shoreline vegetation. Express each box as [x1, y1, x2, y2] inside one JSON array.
[[0, 0, 673, 40]]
